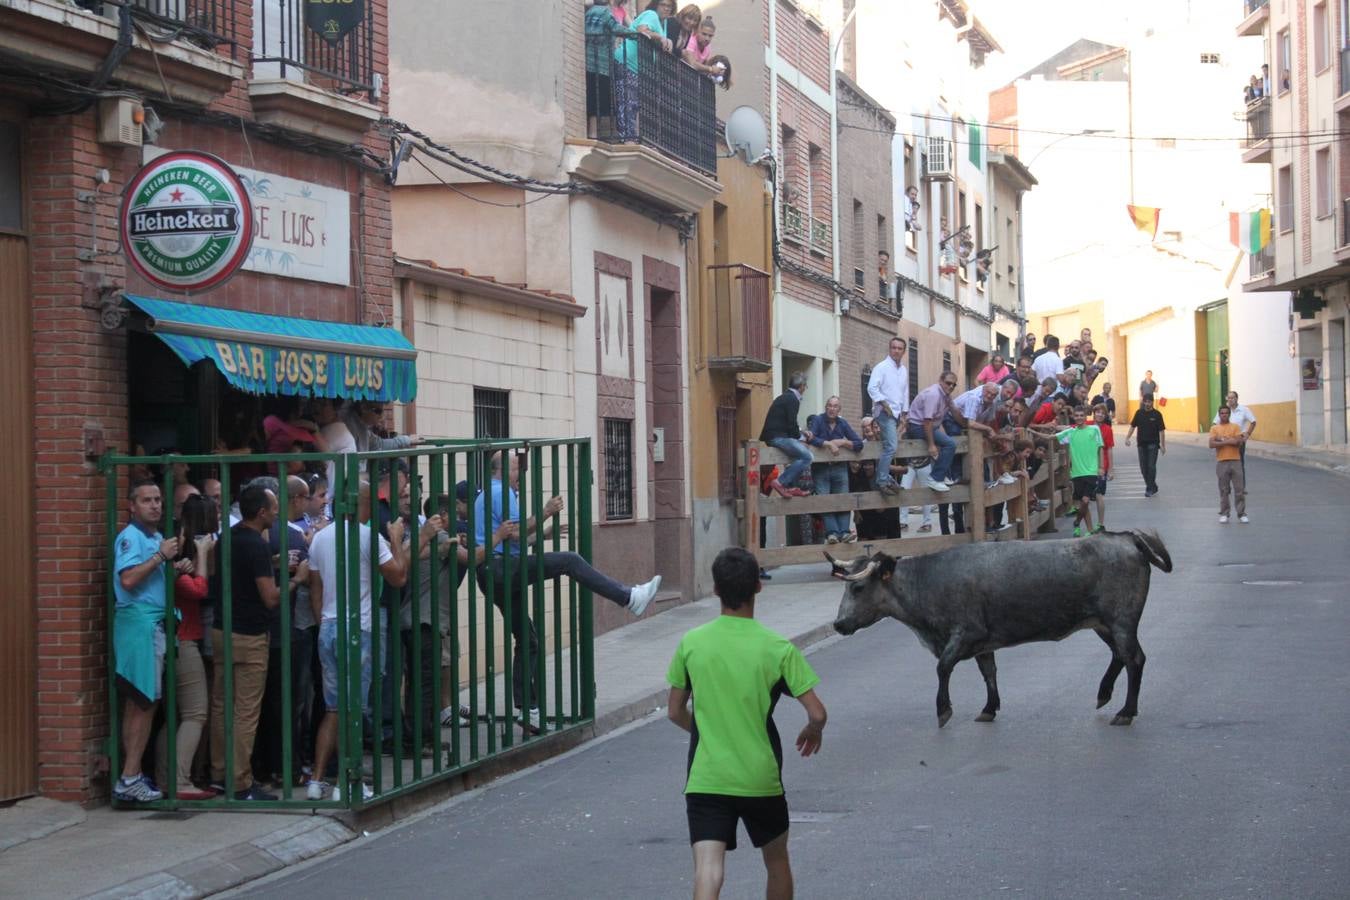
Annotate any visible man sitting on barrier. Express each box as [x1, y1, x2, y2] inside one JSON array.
[[806, 396, 863, 544], [758, 372, 814, 498], [306, 479, 408, 802], [476, 451, 663, 733]]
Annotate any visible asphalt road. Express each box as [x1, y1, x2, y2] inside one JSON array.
[[246, 444, 1350, 899]]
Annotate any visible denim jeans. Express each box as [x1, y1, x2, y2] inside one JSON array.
[[1137, 443, 1160, 492], [905, 421, 957, 482], [813, 461, 851, 536], [769, 437, 814, 488], [875, 412, 900, 486]]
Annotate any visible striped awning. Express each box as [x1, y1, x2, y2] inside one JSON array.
[[124, 294, 417, 402]]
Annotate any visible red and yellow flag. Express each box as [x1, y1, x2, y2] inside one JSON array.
[[1127, 205, 1161, 240]]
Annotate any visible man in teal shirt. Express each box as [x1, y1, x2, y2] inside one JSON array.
[[1057, 407, 1106, 537], [667, 547, 827, 900]]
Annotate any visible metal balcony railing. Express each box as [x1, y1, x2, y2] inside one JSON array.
[[76, 0, 238, 56], [1341, 47, 1350, 97], [781, 204, 807, 243], [1342, 198, 1350, 248], [253, 0, 377, 98], [1248, 244, 1274, 277], [584, 32, 718, 176], [1244, 96, 1271, 146], [707, 264, 772, 371], [809, 217, 831, 253], [1243, 0, 1269, 14]]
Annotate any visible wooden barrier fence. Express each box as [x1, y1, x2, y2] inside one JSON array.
[[738, 435, 1072, 567]]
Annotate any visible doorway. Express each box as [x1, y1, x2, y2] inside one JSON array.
[[647, 285, 685, 588], [1329, 319, 1347, 445], [1299, 327, 1325, 446]]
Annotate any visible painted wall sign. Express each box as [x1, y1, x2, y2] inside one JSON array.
[[305, 0, 365, 45], [237, 167, 352, 286], [119, 151, 254, 292]]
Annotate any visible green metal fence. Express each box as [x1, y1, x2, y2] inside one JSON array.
[[102, 439, 594, 810]]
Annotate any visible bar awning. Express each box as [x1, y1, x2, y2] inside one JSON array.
[[124, 294, 418, 402]]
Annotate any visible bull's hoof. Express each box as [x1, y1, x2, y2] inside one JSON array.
[[937, 708, 953, 728], [1096, 696, 1111, 709], [974, 712, 996, 723], [1110, 714, 1135, 726]]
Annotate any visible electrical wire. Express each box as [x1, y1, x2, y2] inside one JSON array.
[[410, 153, 557, 208]]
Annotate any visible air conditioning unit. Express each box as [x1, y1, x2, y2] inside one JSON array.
[[924, 135, 952, 181], [97, 97, 142, 148]]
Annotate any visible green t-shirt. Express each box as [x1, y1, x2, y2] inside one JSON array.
[[666, 615, 820, 797], [1056, 425, 1104, 478]]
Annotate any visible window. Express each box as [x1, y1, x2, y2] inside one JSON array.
[[942, 350, 952, 373], [956, 189, 968, 282], [1314, 4, 1329, 72], [806, 143, 821, 223], [1277, 165, 1294, 232], [907, 344, 919, 400], [716, 405, 737, 501], [1199, 52, 1221, 64], [473, 387, 510, 439], [1316, 148, 1332, 218], [0, 122, 20, 230], [1277, 29, 1291, 92], [852, 199, 865, 288], [603, 419, 634, 520]]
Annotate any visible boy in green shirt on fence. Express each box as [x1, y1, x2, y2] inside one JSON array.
[[1056, 407, 1106, 537], [667, 547, 828, 900]]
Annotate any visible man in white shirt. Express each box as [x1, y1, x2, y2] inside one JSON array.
[[866, 336, 910, 495], [953, 382, 1000, 425], [1212, 390, 1257, 480], [306, 480, 408, 801], [1032, 335, 1064, 383]]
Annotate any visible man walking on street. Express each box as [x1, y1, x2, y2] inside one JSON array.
[[867, 337, 909, 495], [1057, 408, 1105, 537], [1125, 395, 1167, 497], [1212, 390, 1257, 481], [667, 547, 826, 900], [1210, 405, 1249, 524], [759, 372, 813, 498]]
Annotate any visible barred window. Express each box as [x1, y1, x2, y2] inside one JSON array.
[[716, 406, 737, 501], [603, 418, 634, 520], [473, 387, 510, 439], [942, 351, 952, 373], [908, 344, 919, 400]]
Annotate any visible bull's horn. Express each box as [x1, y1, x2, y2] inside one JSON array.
[[844, 560, 879, 582], [824, 551, 847, 570]]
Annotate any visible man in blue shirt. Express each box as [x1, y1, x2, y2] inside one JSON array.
[[112, 479, 185, 803], [475, 451, 662, 732], [806, 396, 863, 543]]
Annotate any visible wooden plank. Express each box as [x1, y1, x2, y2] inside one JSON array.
[[759, 531, 971, 568], [756, 485, 972, 516], [743, 437, 970, 468], [968, 434, 986, 542]]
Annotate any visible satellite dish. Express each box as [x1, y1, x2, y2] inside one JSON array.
[[724, 106, 768, 163]]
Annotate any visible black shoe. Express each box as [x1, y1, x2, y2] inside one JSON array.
[[759, 568, 772, 581], [234, 785, 277, 801]]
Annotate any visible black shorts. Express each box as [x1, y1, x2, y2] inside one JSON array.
[[1072, 475, 1098, 501], [686, 792, 789, 851], [1096, 474, 1108, 496]]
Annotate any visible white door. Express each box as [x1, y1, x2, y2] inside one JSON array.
[[1329, 319, 1347, 445], [1299, 327, 1325, 446]]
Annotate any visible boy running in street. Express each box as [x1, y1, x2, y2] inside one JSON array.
[[1057, 407, 1106, 537], [1091, 403, 1115, 532], [667, 547, 827, 900]]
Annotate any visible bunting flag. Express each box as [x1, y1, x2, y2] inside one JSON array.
[[1229, 209, 1272, 254], [1127, 205, 1161, 240]]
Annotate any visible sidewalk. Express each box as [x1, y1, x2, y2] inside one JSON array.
[[1161, 430, 1350, 478], [1, 563, 844, 899]]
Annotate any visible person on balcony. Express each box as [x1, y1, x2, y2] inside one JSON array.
[[683, 14, 720, 74], [585, 0, 619, 139], [706, 54, 732, 88], [666, 4, 703, 57], [614, 0, 673, 141], [904, 186, 922, 232]]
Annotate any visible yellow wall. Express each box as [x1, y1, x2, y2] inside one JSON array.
[[688, 148, 774, 499], [1249, 400, 1298, 444], [1122, 396, 1200, 434], [1030, 300, 1106, 351]]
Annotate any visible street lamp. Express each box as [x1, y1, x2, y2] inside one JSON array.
[[1026, 128, 1115, 168]]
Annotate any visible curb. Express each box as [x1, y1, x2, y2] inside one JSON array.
[[1161, 432, 1350, 480], [81, 817, 356, 900]]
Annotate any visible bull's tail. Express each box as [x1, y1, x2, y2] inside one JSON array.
[[1127, 529, 1173, 573]]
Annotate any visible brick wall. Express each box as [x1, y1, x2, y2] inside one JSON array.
[[21, 0, 393, 802], [777, 78, 833, 309], [839, 306, 901, 423], [775, 0, 831, 93], [836, 74, 894, 304]]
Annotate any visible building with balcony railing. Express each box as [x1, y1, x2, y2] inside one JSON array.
[[0, 0, 393, 803]]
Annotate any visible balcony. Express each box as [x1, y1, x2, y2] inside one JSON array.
[[248, 0, 382, 145], [0, 0, 244, 106], [1237, 0, 1269, 37], [781, 204, 807, 244], [1247, 244, 1274, 281], [1337, 198, 1350, 263], [1341, 47, 1350, 99], [706, 264, 772, 372], [1242, 96, 1271, 163], [809, 216, 831, 255], [571, 30, 721, 213]]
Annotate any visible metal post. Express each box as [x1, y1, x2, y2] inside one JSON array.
[[577, 442, 596, 721], [277, 473, 292, 799], [550, 444, 563, 727], [409, 450, 423, 781], [161, 464, 178, 805], [104, 461, 121, 796], [220, 462, 235, 804], [531, 444, 547, 733]]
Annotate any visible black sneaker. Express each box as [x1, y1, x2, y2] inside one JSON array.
[[759, 568, 772, 581], [234, 785, 278, 801]]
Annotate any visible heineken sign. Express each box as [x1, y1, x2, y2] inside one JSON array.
[[119, 151, 254, 293], [305, 0, 365, 45]]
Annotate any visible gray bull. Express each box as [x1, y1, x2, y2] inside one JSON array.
[[829, 529, 1172, 727]]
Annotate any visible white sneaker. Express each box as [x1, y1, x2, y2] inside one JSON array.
[[925, 478, 951, 493], [1219, 515, 1229, 524], [985, 480, 998, 490], [332, 781, 374, 803], [440, 705, 456, 727], [627, 575, 661, 616], [306, 779, 329, 801], [944, 476, 959, 485], [528, 707, 541, 730], [1239, 515, 1250, 524], [999, 472, 1017, 485]]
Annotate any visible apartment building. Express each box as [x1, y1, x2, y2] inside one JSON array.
[[1239, 0, 1350, 446], [0, 0, 395, 801]]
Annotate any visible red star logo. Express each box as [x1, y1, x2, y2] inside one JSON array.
[[169, 188, 184, 202]]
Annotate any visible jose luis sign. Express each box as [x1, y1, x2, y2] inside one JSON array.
[[120, 150, 255, 293]]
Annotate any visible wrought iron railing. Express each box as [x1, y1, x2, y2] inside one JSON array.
[[1244, 96, 1271, 146], [1243, 0, 1269, 14], [781, 204, 807, 243], [707, 264, 771, 371], [252, 0, 378, 99], [1248, 244, 1274, 277], [810, 217, 832, 254], [1342, 197, 1350, 247], [584, 31, 718, 176], [76, 0, 238, 56]]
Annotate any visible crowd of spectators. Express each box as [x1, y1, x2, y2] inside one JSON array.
[[113, 402, 660, 804], [757, 331, 1124, 547]]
